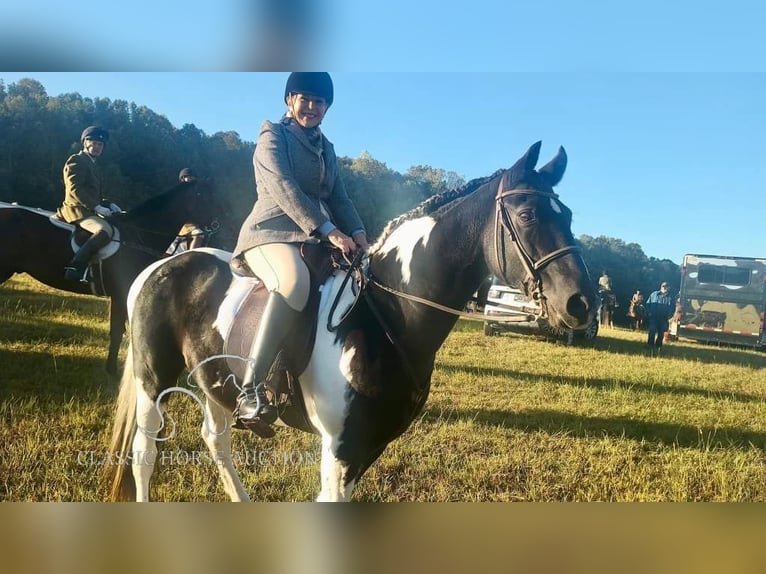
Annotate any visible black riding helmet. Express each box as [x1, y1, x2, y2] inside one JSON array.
[[284, 72, 334, 106], [179, 167, 197, 182], [81, 126, 109, 144]]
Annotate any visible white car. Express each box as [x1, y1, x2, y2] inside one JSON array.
[[483, 280, 599, 341]]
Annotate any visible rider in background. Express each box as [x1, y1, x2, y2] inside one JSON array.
[[57, 126, 121, 282], [231, 72, 370, 437], [598, 270, 612, 293], [166, 168, 206, 254]]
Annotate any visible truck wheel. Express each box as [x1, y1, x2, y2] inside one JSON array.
[[580, 319, 599, 340]]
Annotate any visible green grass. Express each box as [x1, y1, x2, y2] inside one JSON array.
[[2, 274, 766, 501]]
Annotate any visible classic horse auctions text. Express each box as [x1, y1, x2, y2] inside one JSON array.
[[76, 449, 319, 467]]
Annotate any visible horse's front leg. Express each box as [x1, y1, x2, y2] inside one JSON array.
[[106, 298, 127, 376], [316, 435, 355, 502]]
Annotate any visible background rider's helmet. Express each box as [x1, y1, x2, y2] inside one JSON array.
[[81, 126, 109, 144], [178, 167, 197, 182], [284, 72, 334, 106]]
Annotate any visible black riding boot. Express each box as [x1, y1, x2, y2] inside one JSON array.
[[64, 230, 111, 282], [233, 292, 301, 438]]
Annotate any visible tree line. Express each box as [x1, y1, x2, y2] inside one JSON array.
[[0, 77, 678, 323]]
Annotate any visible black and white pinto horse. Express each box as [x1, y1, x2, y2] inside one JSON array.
[[108, 142, 599, 501]]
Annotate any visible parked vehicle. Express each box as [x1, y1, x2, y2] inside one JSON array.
[[673, 254, 766, 349], [483, 279, 599, 341]]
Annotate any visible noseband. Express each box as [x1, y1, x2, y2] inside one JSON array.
[[495, 182, 581, 313]]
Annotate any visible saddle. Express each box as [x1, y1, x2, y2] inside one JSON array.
[[223, 243, 339, 434], [51, 214, 122, 296], [48, 213, 122, 259]]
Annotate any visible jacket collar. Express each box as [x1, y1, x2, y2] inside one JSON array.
[[282, 116, 326, 154], [79, 150, 98, 164]]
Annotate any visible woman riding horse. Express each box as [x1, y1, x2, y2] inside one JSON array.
[[231, 72, 370, 437]]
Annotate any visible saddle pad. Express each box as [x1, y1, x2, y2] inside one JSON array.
[[221, 280, 321, 385], [71, 226, 121, 260]]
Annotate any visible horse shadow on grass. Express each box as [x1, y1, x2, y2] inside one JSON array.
[[439, 364, 765, 405], [0, 283, 106, 316], [0, 287, 117, 397], [0, 347, 113, 401], [0, 285, 109, 347], [491, 328, 766, 369], [421, 405, 766, 452], [587, 333, 766, 369], [0, 314, 108, 344]]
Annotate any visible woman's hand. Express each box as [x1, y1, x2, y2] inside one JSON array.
[[353, 233, 371, 254], [327, 229, 356, 255]]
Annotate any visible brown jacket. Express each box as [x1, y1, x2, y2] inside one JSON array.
[[56, 151, 104, 222]]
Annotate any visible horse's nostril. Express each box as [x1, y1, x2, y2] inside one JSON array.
[[566, 293, 589, 322]]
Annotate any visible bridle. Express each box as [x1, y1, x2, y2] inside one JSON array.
[[494, 181, 581, 314], [363, 177, 582, 322]]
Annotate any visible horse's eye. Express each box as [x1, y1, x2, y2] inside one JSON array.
[[517, 209, 535, 224]]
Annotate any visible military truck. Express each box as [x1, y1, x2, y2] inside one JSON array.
[[675, 254, 766, 349]]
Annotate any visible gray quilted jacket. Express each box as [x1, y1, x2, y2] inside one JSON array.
[[233, 117, 365, 259]]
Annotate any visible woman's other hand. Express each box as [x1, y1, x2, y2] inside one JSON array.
[[327, 229, 356, 255], [353, 233, 371, 254]]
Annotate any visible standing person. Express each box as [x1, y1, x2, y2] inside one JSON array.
[[597, 270, 615, 327], [645, 282, 674, 349], [166, 168, 206, 254], [231, 72, 370, 437], [628, 289, 645, 331], [57, 126, 121, 282]]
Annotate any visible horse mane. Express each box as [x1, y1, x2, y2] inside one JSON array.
[[373, 169, 503, 248]]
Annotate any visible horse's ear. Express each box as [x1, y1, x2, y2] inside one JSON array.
[[538, 146, 567, 187], [508, 141, 542, 181]]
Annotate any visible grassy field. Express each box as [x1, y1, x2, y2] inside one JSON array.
[[2, 273, 766, 501]]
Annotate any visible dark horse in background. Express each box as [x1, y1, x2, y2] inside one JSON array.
[[108, 142, 599, 502], [599, 289, 617, 328], [0, 180, 219, 375], [627, 298, 645, 331]]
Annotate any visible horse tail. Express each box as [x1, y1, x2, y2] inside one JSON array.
[[106, 344, 138, 501]]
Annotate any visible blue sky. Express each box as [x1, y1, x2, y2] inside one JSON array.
[[2, 72, 764, 265], [3, 1, 766, 71]]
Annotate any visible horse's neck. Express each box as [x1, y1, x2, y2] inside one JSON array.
[[371, 190, 493, 352], [123, 201, 188, 251]]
